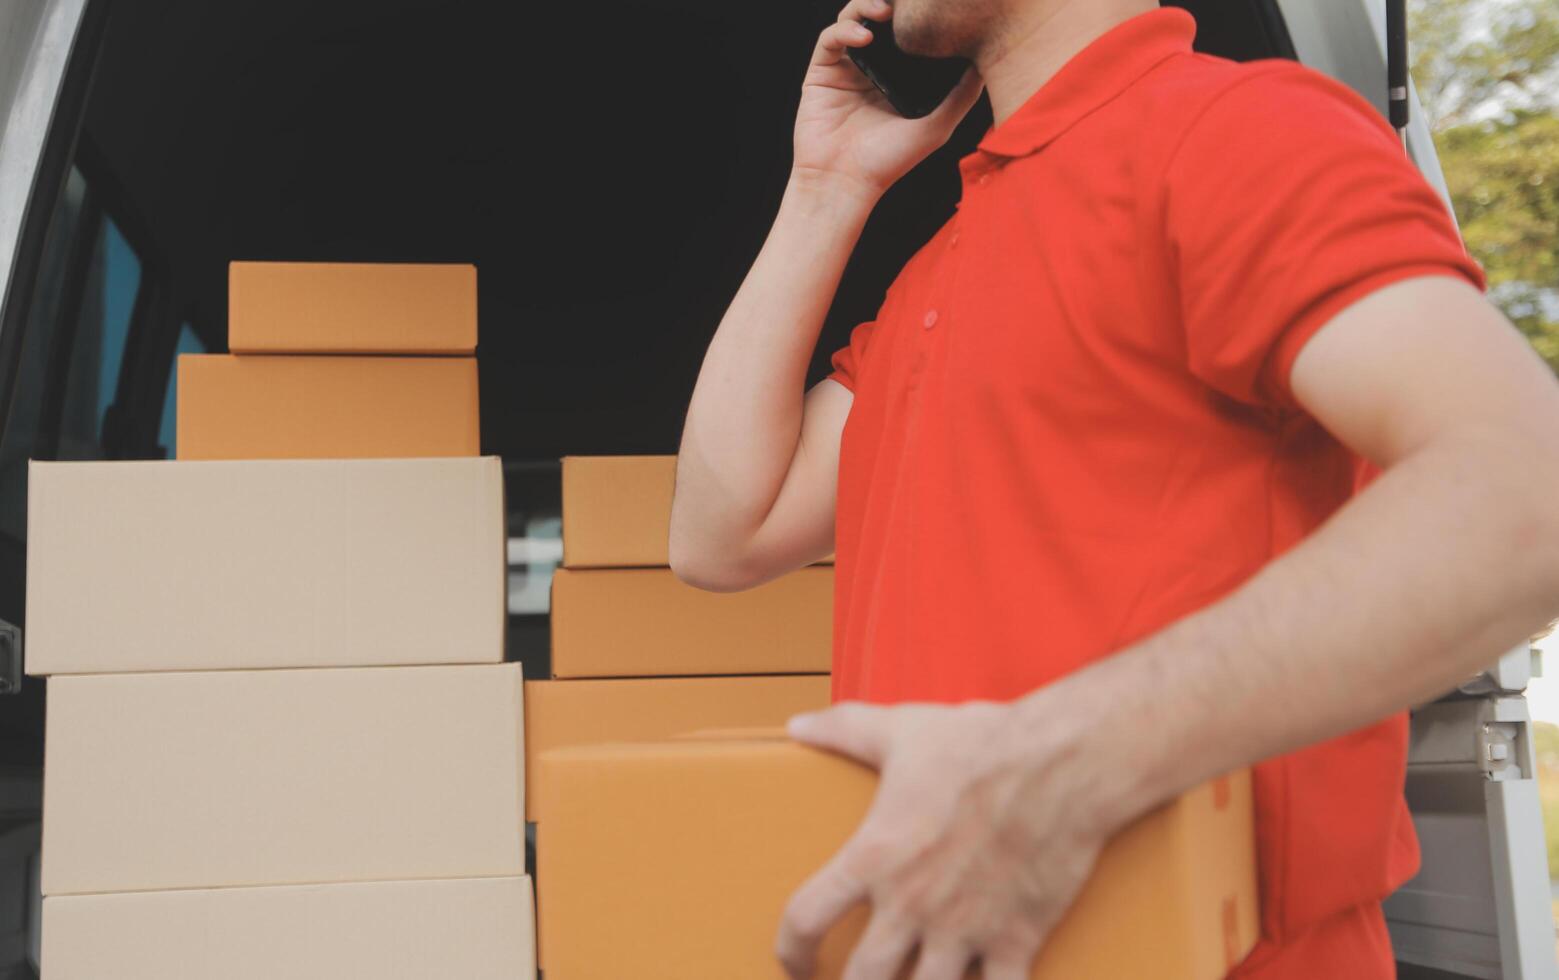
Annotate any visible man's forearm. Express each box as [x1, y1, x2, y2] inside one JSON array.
[[672, 170, 876, 574], [1014, 425, 1559, 827]]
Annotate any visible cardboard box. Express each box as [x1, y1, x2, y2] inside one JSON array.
[[561, 455, 676, 567], [523, 675, 831, 820], [42, 876, 536, 980], [536, 737, 1257, 979], [228, 261, 477, 354], [176, 354, 480, 460], [25, 456, 505, 674], [561, 455, 833, 568], [550, 566, 833, 678], [42, 663, 525, 895]]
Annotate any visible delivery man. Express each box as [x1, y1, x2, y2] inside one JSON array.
[[668, 1, 1559, 976]]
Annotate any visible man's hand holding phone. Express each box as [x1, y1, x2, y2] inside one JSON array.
[[793, 0, 982, 204]]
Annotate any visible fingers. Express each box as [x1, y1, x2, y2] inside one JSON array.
[[812, 18, 875, 69], [776, 850, 871, 979], [908, 940, 974, 980], [788, 702, 893, 767], [838, 0, 892, 24], [978, 951, 1036, 980], [813, 0, 890, 69], [841, 913, 918, 980]]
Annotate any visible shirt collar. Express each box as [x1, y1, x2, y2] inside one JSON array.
[[974, 7, 1197, 160]]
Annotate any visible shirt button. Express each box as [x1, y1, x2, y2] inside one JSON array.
[[978, 173, 990, 186], [923, 310, 939, 329], [949, 231, 960, 248]]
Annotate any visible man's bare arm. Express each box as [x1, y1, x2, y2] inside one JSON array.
[[773, 276, 1559, 980], [669, 175, 867, 591], [1030, 275, 1559, 823], [670, 0, 983, 592]]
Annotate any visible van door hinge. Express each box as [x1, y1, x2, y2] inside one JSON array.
[[0, 620, 21, 695], [1408, 697, 1533, 781], [1480, 722, 1523, 779]]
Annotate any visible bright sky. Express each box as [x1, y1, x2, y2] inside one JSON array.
[[1526, 644, 1559, 726]]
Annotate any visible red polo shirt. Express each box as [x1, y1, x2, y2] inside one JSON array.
[[825, 8, 1483, 976]]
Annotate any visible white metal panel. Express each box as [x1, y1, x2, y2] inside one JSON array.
[[1273, 0, 1455, 215], [0, 0, 90, 328], [1388, 697, 1559, 979], [1486, 720, 1559, 980]]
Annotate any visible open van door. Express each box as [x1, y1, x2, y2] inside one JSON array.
[[0, 1, 101, 973], [1, 0, 96, 382], [1268, 2, 1559, 976]]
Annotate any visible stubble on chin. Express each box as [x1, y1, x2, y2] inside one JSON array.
[[890, 0, 997, 59]]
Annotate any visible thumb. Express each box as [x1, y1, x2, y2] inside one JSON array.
[[787, 702, 892, 767]]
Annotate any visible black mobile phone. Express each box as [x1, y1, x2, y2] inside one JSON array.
[[846, 16, 969, 119]]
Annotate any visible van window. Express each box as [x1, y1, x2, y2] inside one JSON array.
[[0, 161, 154, 540], [55, 216, 141, 460], [0, 168, 89, 540], [156, 324, 207, 455]]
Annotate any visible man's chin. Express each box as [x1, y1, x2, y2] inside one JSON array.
[[892, 12, 972, 59]]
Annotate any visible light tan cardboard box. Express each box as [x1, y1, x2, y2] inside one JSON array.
[[42, 663, 525, 895], [536, 736, 1258, 979], [176, 354, 480, 460], [560, 455, 833, 568], [549, 566, 833, 678], [42, 876, 536, 980], [25, 456, 505, 674], [523, 675, 832, 820], [228, 261, 477, 354]]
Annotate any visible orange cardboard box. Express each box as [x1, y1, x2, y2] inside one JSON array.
[[536, 737, 1257, 980], [561, 455, 832, 568], [561, 455, 676, 567], [523, 675, 831, 821], [176, 354, 479, 460], [550, 566, 833, 678], [228, 261, 476, 353], [42, 876, 536, 980]]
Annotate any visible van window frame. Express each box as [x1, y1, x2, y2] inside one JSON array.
[[0, 0, 109, 472]]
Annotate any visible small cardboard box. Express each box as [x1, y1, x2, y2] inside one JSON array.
[[561, 455, 833, 568], [176, 354, 480, 460], [536, 736, 1258, 979], [550, 566, 833, 678], [25, 456, 505, 674], [523, 675, 831, 821], [43, 663, 525, 895], [561, 455, 677, 568], [228, 261, 477, 354], [42, 876, 536, 980]]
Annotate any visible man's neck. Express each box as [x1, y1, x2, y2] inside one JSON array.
[[975, 0, 1159, 124]]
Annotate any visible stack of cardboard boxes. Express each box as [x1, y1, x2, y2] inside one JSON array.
[[28, 262, 535, 978], [523, 454, 837, 823], [24, 258, 1262, 977], [528, 460, 1263, 978]]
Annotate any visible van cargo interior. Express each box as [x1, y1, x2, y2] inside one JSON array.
[[7, 0, 1276, 693], [0, 0, 1295, 768], [78, 0, 1289, 458], [3, 2, 1547, 977]]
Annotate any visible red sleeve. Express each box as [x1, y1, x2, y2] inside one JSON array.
[[1164, 65, 1485, 410], [825, 320, 878, 393]]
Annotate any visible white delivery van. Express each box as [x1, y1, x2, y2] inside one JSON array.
[[0, 0, 1551, 976]]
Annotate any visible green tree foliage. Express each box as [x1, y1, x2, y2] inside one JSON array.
[[1533, 721, 1559, 877], [1410, 0, 1559, 370]]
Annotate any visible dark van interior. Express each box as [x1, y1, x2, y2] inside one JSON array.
[[0, 0, 1294, 743], [0, 2, 1492, 978]]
